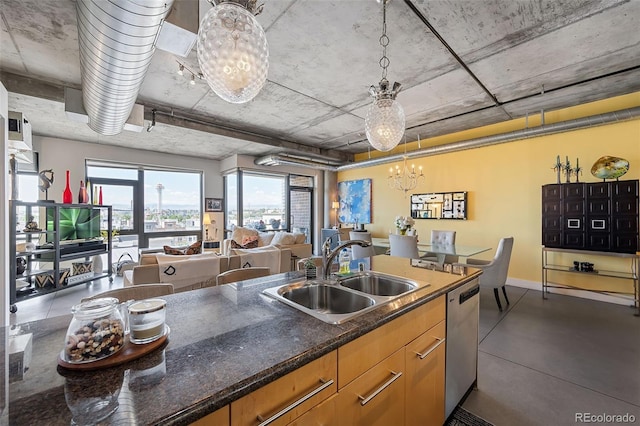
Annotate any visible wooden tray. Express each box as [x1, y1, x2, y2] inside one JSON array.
[[58, 325, 169, 371]]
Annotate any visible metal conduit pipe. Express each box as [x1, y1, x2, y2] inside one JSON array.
[[337, 107, 640, 171], [76, 0, 173, 135]]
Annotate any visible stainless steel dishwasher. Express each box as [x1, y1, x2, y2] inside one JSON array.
[[445, 278, 480, 418]]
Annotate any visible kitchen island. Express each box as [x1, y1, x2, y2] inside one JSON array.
[[5, 255, 480, 425]]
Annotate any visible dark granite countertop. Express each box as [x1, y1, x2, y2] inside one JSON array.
[[6, 255, 480, 425]]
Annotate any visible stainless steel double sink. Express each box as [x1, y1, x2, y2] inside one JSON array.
[[263, 271, 426, 324]]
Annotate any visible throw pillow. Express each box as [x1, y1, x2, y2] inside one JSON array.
[[271, 231, 296, 246], [231, 226, 259, 244], [258, 231, 275, 246], [293, 233, 306, 244], [163, 240, 202, 255], [230, 236, 259, 249]]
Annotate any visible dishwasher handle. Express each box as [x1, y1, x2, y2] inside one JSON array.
[[459, 285, 479, 304]]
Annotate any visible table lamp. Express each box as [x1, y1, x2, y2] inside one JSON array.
[[332, 201, 340, 228], [203, 213, 211, 241]]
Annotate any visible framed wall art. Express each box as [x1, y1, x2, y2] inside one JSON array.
[[337, 179, 372, 224], [205, 198, 223, 212], [410, 191, 467, 220]]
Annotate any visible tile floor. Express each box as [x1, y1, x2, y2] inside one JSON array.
[[10, 281, 640, 426]]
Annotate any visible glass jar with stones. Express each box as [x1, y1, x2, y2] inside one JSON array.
[[63, 297, 125, 363]]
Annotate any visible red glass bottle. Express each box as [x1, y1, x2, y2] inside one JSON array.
[[63, 170, 73, 204], [78, 180, 88, 204], [99, 186, 103, 205]]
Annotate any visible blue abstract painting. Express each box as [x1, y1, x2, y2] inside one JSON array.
[[338, 179, 371, 224]]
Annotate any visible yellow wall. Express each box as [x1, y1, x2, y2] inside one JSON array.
[[338, 95, 640, 295]]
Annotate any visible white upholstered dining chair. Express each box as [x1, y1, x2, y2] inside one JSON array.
[[349, 231, 376, 259], [421, 230, 458, 265], [455, 237, 514, 311], [389, 234, 419, 259]]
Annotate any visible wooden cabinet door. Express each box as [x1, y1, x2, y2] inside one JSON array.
[[338, 296, 444, 389], [336, 349, 405, 426], [405, 321, 446, 426], [231, 351, 337, 426]]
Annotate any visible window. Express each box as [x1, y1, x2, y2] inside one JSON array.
[[87, 161, 203, 254], [225, 170, 314, 247]]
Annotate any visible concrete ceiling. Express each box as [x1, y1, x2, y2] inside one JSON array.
[[1, 0, 639, 164]]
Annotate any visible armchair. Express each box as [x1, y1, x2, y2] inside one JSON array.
[[456, 237, 514, 311]]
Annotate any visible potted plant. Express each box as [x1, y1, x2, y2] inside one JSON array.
[[303, 258, 317, 280]]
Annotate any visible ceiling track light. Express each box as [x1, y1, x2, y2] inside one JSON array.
[[197, 0, 269, 104], [176, 60, 204, 86], [365, 0, 405, 152]]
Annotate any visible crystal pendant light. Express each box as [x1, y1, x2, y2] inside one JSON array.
[[365, 0, 405, 152], [197, 0, 269, 104]]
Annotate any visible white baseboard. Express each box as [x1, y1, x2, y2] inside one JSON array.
[[505, 277, 636, 307]]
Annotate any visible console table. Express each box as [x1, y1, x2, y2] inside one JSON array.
[[541, 246, 639, 316]]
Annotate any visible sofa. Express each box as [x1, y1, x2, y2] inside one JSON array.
[[123, 248, 292, 293], [222, 227, 312, 259]]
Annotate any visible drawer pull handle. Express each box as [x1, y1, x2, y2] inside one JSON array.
[[415, 337, 446, 360], [256, 378, 334, 426], [357, 371, 403, 406]]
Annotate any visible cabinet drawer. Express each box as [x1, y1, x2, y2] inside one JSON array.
[[405, 320, 446, 426], [231, 351, 337, 426], [563, 183, 585, 199], [338, 296, 444, 388], [588, 182, 610, 198], [542, 184, 561, 200], [563, 232, 585, 249], [613, 180, 639, 197], [613, 199, 639, 215], [336, 348, 405, 426], [564, 199, 584, 215]]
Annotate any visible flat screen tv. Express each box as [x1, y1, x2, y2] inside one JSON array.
[[47, 207, 101, 243]]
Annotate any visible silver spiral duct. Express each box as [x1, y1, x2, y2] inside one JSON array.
[[76, 0, 173, 135], [337, 106, 640, 171]]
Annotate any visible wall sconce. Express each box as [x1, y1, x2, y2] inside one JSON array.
[[332, 201, 340, 228]]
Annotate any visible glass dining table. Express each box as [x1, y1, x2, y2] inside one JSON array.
[[371, 237, 492, 262]]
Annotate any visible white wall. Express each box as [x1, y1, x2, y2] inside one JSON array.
[[35, 136, 223, 200]]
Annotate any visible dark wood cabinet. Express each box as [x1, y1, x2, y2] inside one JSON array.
[[542, 180, 638, 254]]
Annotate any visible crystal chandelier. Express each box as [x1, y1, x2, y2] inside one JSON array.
[[388, 139, 424, 197], [365, 0, 405, 152], [197, 0, 269, 104]]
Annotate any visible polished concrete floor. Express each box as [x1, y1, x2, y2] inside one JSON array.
[[10, 281, 640, 426], [465, 286, 640, 426]]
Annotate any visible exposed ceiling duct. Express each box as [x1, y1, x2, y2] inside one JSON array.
[[337, 107, 640, 171], [256, 107, 640, 171], [75, 0, 174, 135], [254, 153, 343, 171]]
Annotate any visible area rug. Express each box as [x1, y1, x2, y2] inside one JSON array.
[[446, 406, 494, 426]]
